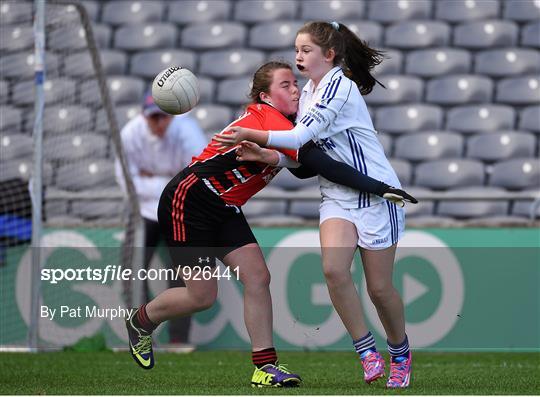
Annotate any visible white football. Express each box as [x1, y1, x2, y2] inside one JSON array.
[[151, 67, 200, 115]]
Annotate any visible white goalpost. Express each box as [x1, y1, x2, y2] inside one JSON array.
[[0, 0, 145, 351], [28, 0, 46, 352]]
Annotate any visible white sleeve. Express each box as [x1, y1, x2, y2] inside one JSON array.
[[116, 124, 170, 200], [267, 127, 314, 149], [132, 176, 170, 200], [267, 77, 351, 149], [117, 156, 170, 200]]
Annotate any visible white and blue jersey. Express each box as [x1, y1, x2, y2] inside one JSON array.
[[268, 66, 401, 209]]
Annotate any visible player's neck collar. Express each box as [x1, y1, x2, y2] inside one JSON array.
[[309, 66, 343, 93]]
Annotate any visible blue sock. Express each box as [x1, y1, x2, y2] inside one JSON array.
[[353, 331, 377, 358], [388, 335, 410, 362]]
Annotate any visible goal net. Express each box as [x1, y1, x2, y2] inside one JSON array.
[[0, 0, 142, 350]]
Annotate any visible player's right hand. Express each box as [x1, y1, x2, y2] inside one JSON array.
[[213, 127, 247, 147]]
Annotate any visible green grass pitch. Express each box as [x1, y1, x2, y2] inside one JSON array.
[[1, 351, 538, 394]]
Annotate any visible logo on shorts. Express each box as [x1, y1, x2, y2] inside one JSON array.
[[371, 237, 388, 245]]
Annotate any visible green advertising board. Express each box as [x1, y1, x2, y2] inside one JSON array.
[[1, 228, 538, 351]]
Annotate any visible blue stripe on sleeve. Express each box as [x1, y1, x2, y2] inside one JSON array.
[[322, 79, 337, 101], [321, 80, 333, 99], [327, 76, 341, 103]]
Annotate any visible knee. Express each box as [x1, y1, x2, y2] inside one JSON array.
[[189, 288, 217, 311], [242, 267, 271, 290], [258, 269, 271, 288], [367, 284, 392, 304], [194, 294, 216, 311], [323, 264, 350, 287]]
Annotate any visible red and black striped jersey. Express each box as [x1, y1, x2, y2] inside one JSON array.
[[189, 103, 298, 206]]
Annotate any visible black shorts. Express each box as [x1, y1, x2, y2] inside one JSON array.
[[158, 169, 257, 268]]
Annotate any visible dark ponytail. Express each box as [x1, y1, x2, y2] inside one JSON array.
[[336, 23, 386, 95], [297, 21, 385, 95]]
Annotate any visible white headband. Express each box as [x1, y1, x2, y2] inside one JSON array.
[[331, 21, 340, 31]]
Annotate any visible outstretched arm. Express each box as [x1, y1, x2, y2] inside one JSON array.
[[288, 165, 318, 179], [297, 142, 418, 206], [297, 141, 386, 195], [214, 80, 354, 149], [298, 141, 418, 207], [236, 141, 418, 206]]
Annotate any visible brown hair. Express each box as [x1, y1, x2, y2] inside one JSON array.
[[297, 21, 385, 95], [249, 61, 293, 103]]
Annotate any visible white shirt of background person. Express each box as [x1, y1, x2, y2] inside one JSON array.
[[115, 93, 207, 221]]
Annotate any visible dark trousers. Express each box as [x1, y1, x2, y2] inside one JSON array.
[[144, 218, 191, 343]]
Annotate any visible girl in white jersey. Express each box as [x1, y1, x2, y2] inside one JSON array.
[[215, 21, 412, 389]]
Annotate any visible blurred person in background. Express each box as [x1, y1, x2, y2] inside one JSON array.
[[115, 92, 207, 349]]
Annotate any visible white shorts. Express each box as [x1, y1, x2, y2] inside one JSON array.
[[319, 199, 405, 250]]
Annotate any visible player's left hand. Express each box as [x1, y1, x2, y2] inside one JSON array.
[[382, 187, 418, 208], [235, 141, 264, 162]]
